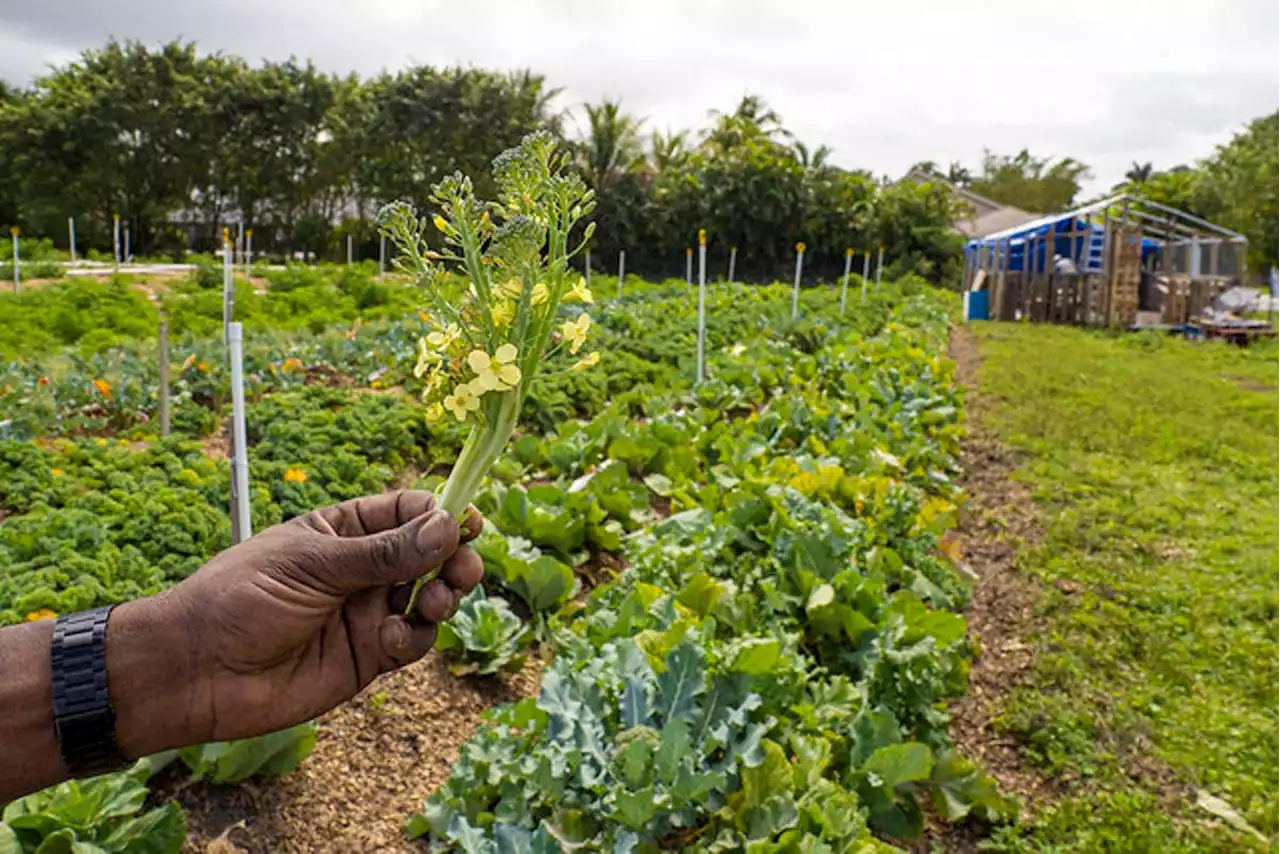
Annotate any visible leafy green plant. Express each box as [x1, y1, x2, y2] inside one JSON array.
[[434, 587, 531, 676], [178, 723, 318, 784], [0, 755, 184, 853]]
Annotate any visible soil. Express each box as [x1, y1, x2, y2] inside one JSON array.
[[911, 327, 1057, 852], [162, 654, 541, 853]]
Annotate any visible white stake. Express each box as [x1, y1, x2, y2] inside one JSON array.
[[222, 229, 234, 350], [10, 227, 19, 292], [617, 250, 625, 300], [158, 320, 171, 437], [875, 245, 884, 289], [584, 249, 591, 286], [861, 251, 871, 302], [791, 242, 805, 319], [228, 322, 253, 543], [686, 247, 692, 285], [347, 234, 353, 266], [728, 246, 737, 284], [237, 221, 245, 266], [68, 217, 77, 262], [696, 230, 707, 383], [112, 214, 121, 268], [840, 247, 853, 315], [124, 226, 131, 264], [379, 235, 386, 277], [245, 229, 253, 276]]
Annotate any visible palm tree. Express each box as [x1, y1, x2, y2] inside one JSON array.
[[507, 69, 566, 138], [793, 141, 833, 171], [704, 93, 791, 151], [947, 161, 972, 187], [1125, 161, 1154, 183], [649, 129, 690, 172], [575, 99, 643, 190]]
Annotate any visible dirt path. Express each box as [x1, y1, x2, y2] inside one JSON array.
[[943, 327, 1056, 819], [164, 655, 541, 853]]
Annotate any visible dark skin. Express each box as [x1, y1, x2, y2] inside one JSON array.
[[0, 489, 483, 803]]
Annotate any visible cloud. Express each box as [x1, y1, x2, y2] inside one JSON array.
[[1, 0, 1276, 194]]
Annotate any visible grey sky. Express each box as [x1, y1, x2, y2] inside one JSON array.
[[1, 0, 1276, 196]]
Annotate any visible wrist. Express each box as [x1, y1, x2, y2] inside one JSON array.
[[107, 590, 211, 757]]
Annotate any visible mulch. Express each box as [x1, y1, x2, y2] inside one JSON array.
[[157, 654, 542, 853]]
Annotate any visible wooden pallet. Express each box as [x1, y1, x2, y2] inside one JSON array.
[[1107, 226, 1142, 326]]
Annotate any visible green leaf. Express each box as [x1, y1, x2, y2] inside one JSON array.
[[656, 642, 705, 724], [806, 583, 834, 611], [669, 765, 725, 806], [613, 787, 657, 830], [642, 473, 674, 496], [179, 723, 317, 783], [740, 740, 793, 807], [99, 801, 185, 854], [655, 718, 691, 783], [0, 825, 21, 854], [863, 742, 933, 789], [729, 638, 781, 675], [676, 572, 727, 617], [930, 751, 1013, 823]]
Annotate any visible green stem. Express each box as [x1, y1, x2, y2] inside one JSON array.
[[406, 390, 521, 614]]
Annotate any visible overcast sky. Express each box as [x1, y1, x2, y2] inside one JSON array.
[[1, 0, 1276, 195]]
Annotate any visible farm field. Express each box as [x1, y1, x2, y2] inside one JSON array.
[[955, 324, 1278, 852], [3, 267, 1013, 852]]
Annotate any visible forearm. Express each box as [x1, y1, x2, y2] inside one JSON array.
[[0, 593, 203, 803], [0, 617, 62, 802]]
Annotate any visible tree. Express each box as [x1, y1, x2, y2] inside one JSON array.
[[1125, 161, 1154, 183], [946, 162, 972, 187], [1198, 112, 1278, 271], [969, 149, 1091, 213], [576, 100, 644, 191]]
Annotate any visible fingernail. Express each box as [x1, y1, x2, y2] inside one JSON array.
[[380, 617, 411, 656]]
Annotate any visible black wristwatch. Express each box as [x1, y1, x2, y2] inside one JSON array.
[[50, 606, 128, 776]]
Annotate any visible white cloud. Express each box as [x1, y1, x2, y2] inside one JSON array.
[[1, 0, 1276, 194]]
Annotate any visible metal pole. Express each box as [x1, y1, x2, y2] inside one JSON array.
[[791, 250, 801, 317], [617, 250, 625, 300], [728, 246, 737, 284], [244, 229, 253, 276], [861, 251, 871, 303], [379, 235, 386, 278], [696, 230, 707, 383], [839, 247, 853, 315], [347, 234, 353, 267], [236, 221, 244, 267], [222, 229, 233, 351], [875, 246, 885, 289], [10, 228, 19, 292], [228, 322, 252, 543], [158, 320, 171, 437], [68, 218, 76, 263], [584, 249, 591, 287], [112, 214, 121, 269], [686, 248, 692, 285], [124, 226, 130, 264]]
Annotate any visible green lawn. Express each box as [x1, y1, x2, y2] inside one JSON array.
[[967, 324, 1278, 852]]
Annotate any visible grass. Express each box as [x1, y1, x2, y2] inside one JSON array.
[[967, 324, 1278, 852]]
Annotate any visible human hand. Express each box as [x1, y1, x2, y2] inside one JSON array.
[[106, 489, 483, 756]]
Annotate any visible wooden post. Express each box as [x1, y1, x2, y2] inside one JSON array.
[[158, 321, 171, 437], [727, 246, 737, 284], [617, 250, 625, 299], [584, 249, 591, 287], [791, 242, 805, 320], [9, 227, 18, 292], [1099, 208, 1111, 325], [685, 248, 692, 285]]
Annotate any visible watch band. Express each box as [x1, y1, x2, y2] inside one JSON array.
[[51, 606, 127, 776]]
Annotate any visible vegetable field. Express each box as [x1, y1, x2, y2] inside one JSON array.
[[1, 263, 1010, 852]]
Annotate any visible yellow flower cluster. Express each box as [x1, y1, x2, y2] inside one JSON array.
[[561, 313, 591, 354]]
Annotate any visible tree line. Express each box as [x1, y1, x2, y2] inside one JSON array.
[[0, 40, 965, 283]]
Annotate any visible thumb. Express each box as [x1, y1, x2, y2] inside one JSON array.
[[322, 509, 461, 592]]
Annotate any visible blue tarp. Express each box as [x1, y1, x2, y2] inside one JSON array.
[[966, 215, 1161, 274]]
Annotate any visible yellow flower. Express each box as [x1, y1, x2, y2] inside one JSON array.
[[418, 310, 431, 323], [25, 609, 57, 622], [491, 300, 515, 327], [498, 278, 522, 300], [560, 313, 591, 355], [93, 378, 113, 400], [433, 215, 452, 235], [571, 351, 600, 372], [414, 337, 443, 378], [282, 357, 303, 374], [181, 354, 196, 372], [565, 276, 593, 304], [443, 382, 482, 421], [530, 282, 549, 306], [197, 360, 210, 373], [425, 402, 446, 423], [426, 323, 462, 352], [284, 467, 308, 483], [50, 468, 63, 477], [466, 344, 521, 392], [422, 367, 448, 394]]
